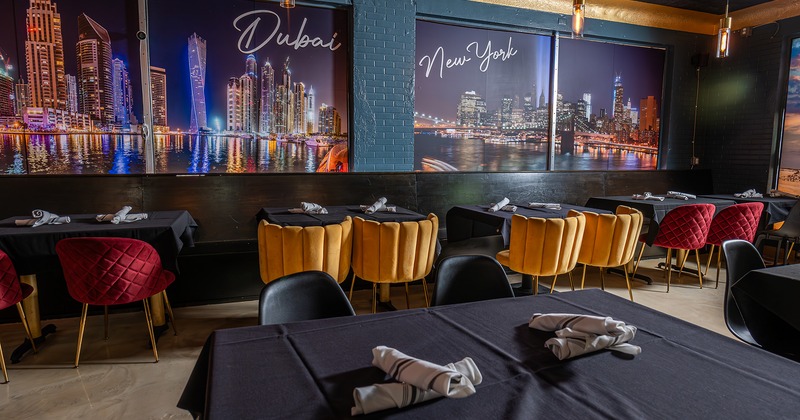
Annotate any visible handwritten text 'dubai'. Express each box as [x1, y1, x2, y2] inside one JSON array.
[[233, 10, 342, 54], [418, 37, 518, 78]]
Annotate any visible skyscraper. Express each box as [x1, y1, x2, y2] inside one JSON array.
[[259, 61, 274, 134], [15, 82, 29, 116], [293, 82, 306, 134], [274, 57, 291, 135], [240, 72, 257, 132], [65, 74, 78, 113], [245, 54, 257, 77], [305, 85, 316, 133], [0, 52, 13, 117], [613, 75, 624, 126], [188, 33, 208, 133], [318, 103, 341, 135], [226, 77, 242, 131], [112, 58, 133, 126], [582, 92, 592, 120], [76, 13, 114, 125], [150, 66, 168, 128], [456, 90, 485, 127], [639, 96, 658, 131], [25, 0, 67, 110]]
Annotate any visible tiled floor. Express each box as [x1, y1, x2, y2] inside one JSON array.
[[0, 258, 736, 419]]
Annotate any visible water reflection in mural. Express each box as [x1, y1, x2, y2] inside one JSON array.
[[0, 134, 339, 174]]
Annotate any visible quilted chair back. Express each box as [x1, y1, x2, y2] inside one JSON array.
[[352, 214, 438, 284], [578, 206, 644, 268], [498, 210, 586, 277], [56, 237, 175, 306], [0, 249, 30, 310], [258, 216, 353, 284], [706, 202, 764, 246], [651, 204, 715, 250]]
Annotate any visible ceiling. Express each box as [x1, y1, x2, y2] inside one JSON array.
[[633, 0, 774, 14]]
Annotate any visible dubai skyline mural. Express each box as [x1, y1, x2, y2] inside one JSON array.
[[778, 37, 800, 195]]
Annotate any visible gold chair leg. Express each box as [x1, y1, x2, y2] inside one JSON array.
[[162, 291, 178, 336], [677, 251, 689, 278], [704, 245, 714, 277], [715, 247, 722, 289], [623, 265, 634, 302], [695, 249, 704, 289], [404, 283, 411, 310], [142, 299, 159, 363], [104, 305, 109, 340], [371, 283, 377, 314], [75, 303, 89, 368], [568, 272, 574, 291], [534, 276, 539, 295], [16, 303, 36, 353], [348, 272, 357, 301], [549, 275, 559, 294], [665, 249, 673, 293], [599, 268, 605, 291], [632, 243, 646, 279], [0, 342, 7, 383], [421, 278, 430, 307], [581, 264, 587, 289]]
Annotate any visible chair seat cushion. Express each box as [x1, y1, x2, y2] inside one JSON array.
[[496, 250, 510, 266]]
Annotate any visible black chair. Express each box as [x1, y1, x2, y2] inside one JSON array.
[[722, 240, 800, 361], [755, 202, 800, 265], [431, 255, 514, 306], [258, 271, 356, 326]]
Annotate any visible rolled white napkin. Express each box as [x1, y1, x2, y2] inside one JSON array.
[[288, 202, 329, 215], [666, 191, 697, 200], [527, 202, 561, 210], [371, 346, 478, 398], [530, 313, 641, 360], [363, 197, 389, 214], [734, 189, 763, 198], [489, 203, 517, 212], [21, 210, 71, 227], [631, 192, 665, 201], [359, 204, 397, 213], [95, 206, 148, 224], [488, 197, 510, 213], [352, 358, 482, 415]]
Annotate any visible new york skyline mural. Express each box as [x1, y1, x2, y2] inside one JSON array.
[[778, 37, 800, 194]]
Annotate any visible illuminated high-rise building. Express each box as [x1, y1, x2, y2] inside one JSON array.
[[188, 33, 208, 133], [245, 54, 257, 77], [639, 96, 658, 131], [500, 97, 513, 129], [456, 90, 485, 127], [65, 74, 77, 113], [112, 58, 133, 126], [293, 82, 306, 134], [240, 73, 257, 132], [0, 52, 13, 117], [318, 103, 341, 135], [305, 85, 315, 133], [612, 75, 624, 126], [77, 13, 114, 125], [259, 61, 274, 134], [25, 0, 67, 110], [274, 57, 291, 134], [582, 92, 592, 119], [149, 66, 168, 128], [226, 77, 242, 131], [15, 82, 29, 116]]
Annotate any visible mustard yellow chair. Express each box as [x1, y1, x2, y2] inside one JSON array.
[[496, 211, 586, 294], [257, 216, 353, 284], [349, 214, 439, 313], [576, 206, 644, 301]]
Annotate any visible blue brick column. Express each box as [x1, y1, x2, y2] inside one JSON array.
[[351, 0, 416, 172]]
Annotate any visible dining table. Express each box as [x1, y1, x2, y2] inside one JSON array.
[[177, 289, 800, 419], [697, 193, 797, 230], [731, 263, 800, 339], [0, 210, 197, 363], [257, 204, 429, 309]]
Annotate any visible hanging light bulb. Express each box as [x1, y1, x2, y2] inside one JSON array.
[[572, 0, 586, 38], [280, 0, 295, 8], [716, 1, 731, 58]]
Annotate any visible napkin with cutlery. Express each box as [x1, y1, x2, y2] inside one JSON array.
[[96, 206, 148, 224], [361, 197, 396, 214], [734, 189, 763, 198], [631, 192, 665, 201], [526, 202, 561, 210], [488, 197, 510, 212], [666, 191, 697, 200], [529, 313, 641, 360], [288, 202, 328, 215], [15, 209, 71, 227]]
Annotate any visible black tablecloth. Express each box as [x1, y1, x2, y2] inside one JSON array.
[[257, 205, 426, 227], [178, 289, 800, 419], [585, 196, 736, 245], [698, 194, 797, 226], [446, 204, 610, 244], [735, 264, 800, 333], [0, 210, 197, 273]]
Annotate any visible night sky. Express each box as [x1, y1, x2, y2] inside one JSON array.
[[415, 20, 665, 121], [2, 0, 349, 131]]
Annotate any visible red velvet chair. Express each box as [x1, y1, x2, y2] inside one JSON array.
[[632, 204, 715, 292], [55, 237, 177, 367], [704, 202, 764, 288], [0, 250, 37, 383]]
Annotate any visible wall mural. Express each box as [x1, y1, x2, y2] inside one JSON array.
[[414, 20, 664, 171], [0, 0, 349, 174], [778, 37, 800, 194]]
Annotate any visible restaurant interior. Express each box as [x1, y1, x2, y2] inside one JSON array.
[[2, 0, 800, 418]]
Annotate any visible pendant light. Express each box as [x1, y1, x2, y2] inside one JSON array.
[[572, 0, 585, 38], [716, 1, 731, 58], [280, 0, 295, 8]]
